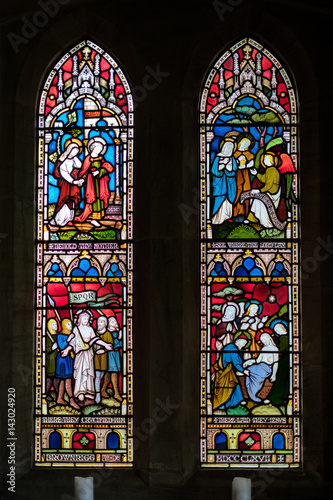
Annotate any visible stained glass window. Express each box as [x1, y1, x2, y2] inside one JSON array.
[[199, 38, 300, 468], [35, 40, 133, 467]]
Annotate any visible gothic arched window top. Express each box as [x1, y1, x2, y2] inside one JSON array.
[[39, 40, 133, 125], [200, 38, 300, 468], [35, 40, 134, 467], [201, 37, 297, 125]]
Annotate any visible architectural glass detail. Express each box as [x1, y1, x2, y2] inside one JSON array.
[[35, 40, 133, 466], [199, 38, 300, 467]]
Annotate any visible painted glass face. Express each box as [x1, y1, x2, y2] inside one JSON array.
[[35, 41, 134, 467], [219, 140, 234, 157], [238, 138, 251, 151], [199, 38, 300, 468]]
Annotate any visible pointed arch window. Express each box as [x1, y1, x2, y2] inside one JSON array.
[[200, 38, 300, 467], [35, 40, 134, 467]]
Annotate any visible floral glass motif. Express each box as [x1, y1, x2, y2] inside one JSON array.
[[35, 41, 133, 467], [200, 39, 300, 467]]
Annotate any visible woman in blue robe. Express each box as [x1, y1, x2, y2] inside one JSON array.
[[211, 137, 238, 225], [212, 337, 247, 410]]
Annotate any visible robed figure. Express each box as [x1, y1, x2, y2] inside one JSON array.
[[50, 138, 84, 227], [212, 336, 247, 410], [75, 137, 114, 223]]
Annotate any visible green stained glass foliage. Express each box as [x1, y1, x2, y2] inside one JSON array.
[[200, 38, 300, 468], [35, 41, 133, 467]]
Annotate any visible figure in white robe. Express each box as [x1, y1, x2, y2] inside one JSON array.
[[243, 333, 279, 404], [215, 302, 241, 346], [61, 310, 112, 404], [240, 303, 268, 360]]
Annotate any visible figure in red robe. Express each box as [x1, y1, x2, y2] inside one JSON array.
[[75, 137, 114, 224]]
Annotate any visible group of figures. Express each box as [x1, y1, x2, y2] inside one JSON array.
[[211, 290, 288, 413], [50, 136, 114, 228], [46, 310, 122, 410], [36, 41, 133, 464], [211, 131, 295, 232], [201, 39, 299, 465]]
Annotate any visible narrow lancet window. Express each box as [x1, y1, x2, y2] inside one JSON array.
[[35, 40, 134, 466], [200, 38, 300, 468]]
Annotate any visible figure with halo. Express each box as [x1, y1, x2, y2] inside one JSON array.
[[211, 134, 238, 225], [50, 138, 84, 227], [233, 132, 256, 219], [243, 332, 279, 404], [75, 136, 114, 225]]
